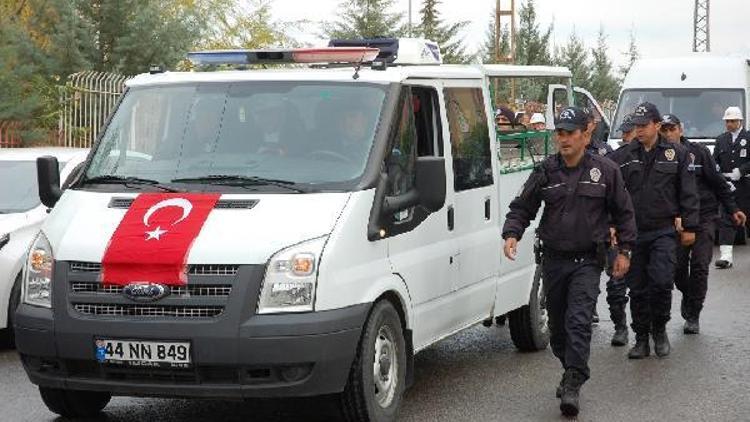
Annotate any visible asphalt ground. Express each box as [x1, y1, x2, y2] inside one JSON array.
[[1, 246, 749, 421]]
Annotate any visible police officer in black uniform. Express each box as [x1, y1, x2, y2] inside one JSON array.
[[713, 107, 750, 269], [618, 114, 637, 145], [660, 114, 747, 334], [609, 103, 700, 359], [502, 107, 636, 417], [584, 108, 614, 158]]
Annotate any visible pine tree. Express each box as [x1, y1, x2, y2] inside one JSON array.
[[416, 0, 471, 64], [326, 0, 404, 39], [619, 29, 639, 79], [555, 31, 591, 90], [589, 27, 620, 102]]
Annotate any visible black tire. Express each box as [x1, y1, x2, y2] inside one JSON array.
[[0, 274, 21, 349], [509, 265, 550, 352], [39, 387, 111, 418], [340, 300, 407, 422]]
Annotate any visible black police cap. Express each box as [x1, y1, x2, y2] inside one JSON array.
[[660, 113, 681, 126], [555, 107, 588, 131], [618, 114, 635, 132], [631, 102, 661, 125]]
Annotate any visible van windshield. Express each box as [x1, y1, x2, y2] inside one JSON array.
[[84, 82, 388, 192], [612, 89, 745, 139]]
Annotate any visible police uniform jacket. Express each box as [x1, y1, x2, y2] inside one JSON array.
[[713, 128, 750, 198], [609, 136, 700, 233], [680, 137, 739, 222], [586, 139, 613, 157], [502, 153, 636, 253]]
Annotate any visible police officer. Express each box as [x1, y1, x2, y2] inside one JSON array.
[[714, 106, 750, 269], [502, 107, 636, 417], [584, 108, 613, 158], [660, 114, 747, 334], [609, 103, 700, 359], [618, 114, 637, 145]]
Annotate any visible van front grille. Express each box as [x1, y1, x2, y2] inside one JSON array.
[[73, 304, 224, 318], [70, 282, 232, 297], [68, 262, 239, 276]]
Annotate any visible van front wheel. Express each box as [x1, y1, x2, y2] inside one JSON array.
[[340, 300, 406, 422], [509, 266, 550, 352], [39, 387, 111, 418]]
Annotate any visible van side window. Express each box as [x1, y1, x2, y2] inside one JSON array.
[[444, 88, 493, 191], [385, 90, 418, 201]]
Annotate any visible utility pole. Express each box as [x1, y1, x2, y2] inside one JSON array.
[[494, 0, 516, 107], [693, 0, 710, 52], [408, 0, 413, 37]]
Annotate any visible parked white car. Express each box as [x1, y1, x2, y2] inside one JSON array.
[[0, 147, 88, 347]]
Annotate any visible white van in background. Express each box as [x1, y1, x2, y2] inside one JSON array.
[[0, 148, 87, 347], [610, 55, 750, 147]]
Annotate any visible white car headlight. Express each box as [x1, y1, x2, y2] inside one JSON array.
[[258, 236, 328, 314], [23, 232, 54, 308]]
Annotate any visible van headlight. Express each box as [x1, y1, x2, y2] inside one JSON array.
[[23, 232, 54, 308], [258, 236, 327, 314]]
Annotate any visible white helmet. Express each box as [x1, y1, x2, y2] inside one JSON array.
[[530, 113, 545, 124], [722, 106, 744, 121]]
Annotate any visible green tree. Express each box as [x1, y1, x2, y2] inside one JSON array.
[[588, 26, 620, 102], [515, 0, 553, 66], [555, 31, 591, 89], [326, 0, 404, 39], [619, 29, 639, 80], [416, 0, 471, 64], [199, 0, 298, 50]]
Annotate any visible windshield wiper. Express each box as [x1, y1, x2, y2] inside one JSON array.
[[171, 175, 309, 193], [83, 175, 184, 193]]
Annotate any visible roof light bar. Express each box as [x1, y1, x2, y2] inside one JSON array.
[[187, 47, 380, 67]]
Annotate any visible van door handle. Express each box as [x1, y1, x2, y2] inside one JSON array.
[[447, 206, 454, 231], [484, 198, 491, 220]]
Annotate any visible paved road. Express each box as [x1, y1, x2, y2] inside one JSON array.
[[2, 247, 750, 421]]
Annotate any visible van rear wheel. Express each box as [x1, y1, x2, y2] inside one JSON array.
[[509, 265, 550, 352], [340, 300, 406, 422], [39, 387, 111, 418]]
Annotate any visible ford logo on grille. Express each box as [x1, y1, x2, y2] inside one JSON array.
[[122, 283, 170, 302]]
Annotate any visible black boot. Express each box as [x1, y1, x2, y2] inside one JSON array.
[[684, 318, 700, 335], [609, 305, 628, 347], [652, 327, 671, 357], [628, 334, 650, 359], [559, 369, 586, 417]]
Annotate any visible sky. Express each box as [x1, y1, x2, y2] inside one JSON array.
[[271, 0, 750, 71]]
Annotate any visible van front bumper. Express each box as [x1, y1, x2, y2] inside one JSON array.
[[15, 302, 370, 399]]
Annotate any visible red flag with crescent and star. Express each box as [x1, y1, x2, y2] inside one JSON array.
[[101, 193, 221, 286]]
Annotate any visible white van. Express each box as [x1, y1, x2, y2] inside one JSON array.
[[0, 147, 87, 347], [16, 39, 577, 421], [610, 55, 750, 147]]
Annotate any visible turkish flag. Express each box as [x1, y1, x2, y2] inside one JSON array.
[[101, 193, 220, 286]]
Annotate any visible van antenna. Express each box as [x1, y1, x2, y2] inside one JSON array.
[[352, 51, 368, 80]]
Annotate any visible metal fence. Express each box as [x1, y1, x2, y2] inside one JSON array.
[[58, 71, 130, 148], [0, 121, 22, 147]]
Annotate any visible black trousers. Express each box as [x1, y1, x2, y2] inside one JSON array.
[[542, 256, 601, 380], [718, 196, 750, 245], [626, 228, 677, 336], [675, 219, 715, 320]]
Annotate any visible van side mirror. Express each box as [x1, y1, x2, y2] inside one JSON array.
[[381, 157, 446, 215], [414, 157, 446, 212], [37, 156, 62, 208]]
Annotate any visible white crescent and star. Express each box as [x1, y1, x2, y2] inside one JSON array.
[[142, 198, 194, 241]]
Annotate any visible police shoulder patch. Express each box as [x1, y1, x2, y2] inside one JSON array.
[[598, 147, 607, 156], [590, 167, 602, 183], [665, 148, 676, 161]]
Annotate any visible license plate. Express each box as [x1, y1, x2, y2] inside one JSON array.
[[95, 339, 191, 368]]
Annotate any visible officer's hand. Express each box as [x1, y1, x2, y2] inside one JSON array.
[[612, 254, 630, 279], [733, 211, 747, 226], [728, 168, 742, 181], [609, 227, 617, 247], [674, 217, 684, 233], [681, 231, 696, 246], [504, 238, 518, 261]]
